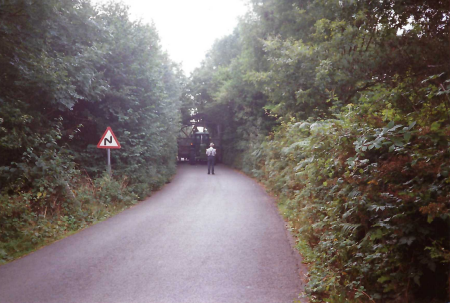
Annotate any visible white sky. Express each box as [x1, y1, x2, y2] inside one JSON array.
[[92, 0, 249, 75]]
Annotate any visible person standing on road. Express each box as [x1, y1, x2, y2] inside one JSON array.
[[206, 143, 216, 175]]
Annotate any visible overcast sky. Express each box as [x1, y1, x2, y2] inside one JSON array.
[[92, 0, 249, 75]]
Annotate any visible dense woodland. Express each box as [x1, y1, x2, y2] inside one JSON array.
[[0, 0, 182, 263], [187, 0, 450, 302], [1, 0, 450, 302]]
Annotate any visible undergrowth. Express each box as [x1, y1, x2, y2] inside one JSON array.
[[0, 173, 138, 264], [239, 81, 450, 302]]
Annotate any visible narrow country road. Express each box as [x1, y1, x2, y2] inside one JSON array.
[[0, 164, 306, 303]]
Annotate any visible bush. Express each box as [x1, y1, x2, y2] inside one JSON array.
[[0, 172, 138, 265], [245, 99, 450, 301], [0, 1, 180, 264]]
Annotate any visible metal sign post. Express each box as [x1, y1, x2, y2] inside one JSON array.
[[107, 148, 111, 175], [97, 127, 121, 175]]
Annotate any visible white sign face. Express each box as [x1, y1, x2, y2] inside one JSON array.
[[99, 130, 119, 147], [97, 127, 121, 149]]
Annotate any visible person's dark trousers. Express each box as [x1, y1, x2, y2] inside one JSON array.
[[207, 156, 215, 174]]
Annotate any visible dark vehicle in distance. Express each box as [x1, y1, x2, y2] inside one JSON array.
[[177, 126, 221, 164]]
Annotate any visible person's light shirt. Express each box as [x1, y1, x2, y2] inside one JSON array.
[[206, 147, 216, 156]]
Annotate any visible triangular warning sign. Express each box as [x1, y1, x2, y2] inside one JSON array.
[[97, 127, 121, 149]]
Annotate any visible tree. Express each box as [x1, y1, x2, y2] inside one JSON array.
[[185, 0, 450, 300]]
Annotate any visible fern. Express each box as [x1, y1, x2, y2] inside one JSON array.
[[341, 223, 361, 235]]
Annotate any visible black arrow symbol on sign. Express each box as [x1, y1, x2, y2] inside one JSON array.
[[104, 136, 112, 145]]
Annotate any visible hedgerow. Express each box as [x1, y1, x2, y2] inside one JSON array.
[[0, 1, 182, 263], [243, 80, 450, 301], [187, 0, 450, 300]]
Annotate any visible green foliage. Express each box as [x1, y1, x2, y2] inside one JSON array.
[[186, 0, 450, 301], [0, 0, 183, 263], [0, 173, 138, 264], [252, 103, 450, 301]]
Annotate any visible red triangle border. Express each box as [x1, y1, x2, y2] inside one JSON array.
[[97, 126, 121, 149]]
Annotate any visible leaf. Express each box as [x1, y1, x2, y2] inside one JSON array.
[[404, 132, 411, 141], [399, 236, 416, 245], [341, 223, 361, 234], [430, 121, 440, 131], [370, 229, 384, 240], [391, 138, 403, 147], [377, 275, 391, 283], [427, 261, 436, 272]]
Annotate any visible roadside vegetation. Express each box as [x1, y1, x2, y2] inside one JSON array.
[[0, 0, 183, 264], [187, 0, 450, 301], [2, 0, 449, 301]]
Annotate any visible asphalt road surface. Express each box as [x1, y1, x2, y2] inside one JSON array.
[[0, 164, 307, 303]]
